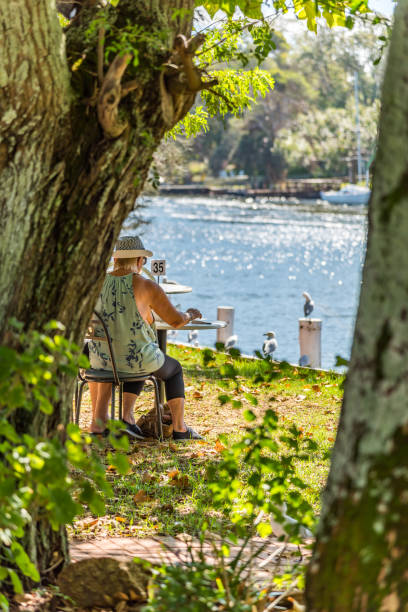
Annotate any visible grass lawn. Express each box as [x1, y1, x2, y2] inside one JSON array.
[[70, 344, 343, 542]]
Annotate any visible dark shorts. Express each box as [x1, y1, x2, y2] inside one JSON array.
[[123, 354, 185, 401], [83, 343, 184, 401]]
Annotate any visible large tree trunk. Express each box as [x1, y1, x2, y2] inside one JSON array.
[[306, 3, 408, 609], [0, 0, 194, 581]]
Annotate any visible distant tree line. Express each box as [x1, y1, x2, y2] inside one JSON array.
[[160, 24, 384, 186]]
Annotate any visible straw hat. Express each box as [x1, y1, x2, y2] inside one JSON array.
[[113, 235, 153, 259]]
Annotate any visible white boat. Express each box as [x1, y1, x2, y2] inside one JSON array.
[[320, 184, 370, 205]]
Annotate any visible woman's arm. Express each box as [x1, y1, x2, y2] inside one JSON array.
[[149, 283, 202, 328]]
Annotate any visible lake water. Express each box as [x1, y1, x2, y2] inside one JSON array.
[[124, 195, 367, 369]]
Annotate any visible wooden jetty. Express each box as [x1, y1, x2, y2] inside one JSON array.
[[159, 178, 345, 200]]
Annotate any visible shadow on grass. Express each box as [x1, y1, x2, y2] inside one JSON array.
[[102, 444, 234, 537]]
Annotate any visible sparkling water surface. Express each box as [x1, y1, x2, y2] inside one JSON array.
[[124, 196, 367, 369]]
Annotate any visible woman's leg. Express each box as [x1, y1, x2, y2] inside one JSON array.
[[89, 382, 111, 432], [122, 381, 145, 424], [153, 356, 186, 433], [166, 397, 186, 432]]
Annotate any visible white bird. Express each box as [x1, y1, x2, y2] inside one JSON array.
[[302, 291, 314, 317], [225, 335, 238, 350], [263, 331, 278, 357], [188, 330, 198, 343]]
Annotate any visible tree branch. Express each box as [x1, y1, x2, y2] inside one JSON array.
[[97, 53, 132, 139], [97, 27, 105, 85]]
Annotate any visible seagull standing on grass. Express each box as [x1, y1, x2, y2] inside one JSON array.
[[263, 331, 278, 358], [188, 330, 199, 344], [225, 335, 238, 351], [302, 292, 314, 317]]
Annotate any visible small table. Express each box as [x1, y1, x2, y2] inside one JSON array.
[[159, 281, 192, 295]]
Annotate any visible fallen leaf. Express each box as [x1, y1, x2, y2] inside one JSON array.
[[312, 384, 321, 392], [168, 469, 179, 479], [83, 518, 99, 529], [169, 473, 190, 489], [169, 443, 180, 452], [115, 516, 126, 522], [107, 465, 117, 472], [193, 391, 203, 399], [133, 490, 152, 504], [141, 471, 156, 484], [215, 439, 226, 453], [327, 437, 335, 442]]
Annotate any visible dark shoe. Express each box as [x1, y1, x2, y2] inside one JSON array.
[[121, 420, 145, 440], [89, 428, 110, 438], [173, 426, 202, 441]]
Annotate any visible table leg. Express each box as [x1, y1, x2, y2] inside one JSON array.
[[157, 329, 167, 405]]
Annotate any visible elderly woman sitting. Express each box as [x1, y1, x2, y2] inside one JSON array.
[[88, 235, 202, 440]]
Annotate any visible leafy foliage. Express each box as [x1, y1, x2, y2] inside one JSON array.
[[0, 321, 129, 606], [144, 349, 319, 610], [198, 0, 371, 29], [199, 348, 318, 541], [202, 68, 274, 116], [144, 548, 264, 611]]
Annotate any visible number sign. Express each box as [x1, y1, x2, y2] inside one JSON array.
[[151, 260, 166, 276]]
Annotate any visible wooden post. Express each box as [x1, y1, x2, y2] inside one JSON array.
[[217, 306, 235, 344], [299, 318, 322, 368]]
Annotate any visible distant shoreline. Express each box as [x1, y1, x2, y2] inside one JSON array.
[[159, 178, 345, 200]]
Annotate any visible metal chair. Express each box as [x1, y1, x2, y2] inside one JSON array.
[[74, 311, 163, 440]]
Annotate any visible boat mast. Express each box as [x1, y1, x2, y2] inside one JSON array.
[[354, 71, 362, 183]]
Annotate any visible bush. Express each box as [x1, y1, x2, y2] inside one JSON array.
[[0, 320, 130, 610]]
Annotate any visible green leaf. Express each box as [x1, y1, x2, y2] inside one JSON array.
[[0, 421, 20, 443], [243, 409, 256, 422], [10, 543, 40, 581], [244, 393, 258, 406], [107, 452, 131, 475], [218, 394, 231, 405], [335, 355, 349, 367], [257, 521, 273, 537], [8, 569, 23, 594], [0, 593, 8, 612], [48, 489, 80, 525], [66, 423, 82, 443], [109, 433, 130, 452]]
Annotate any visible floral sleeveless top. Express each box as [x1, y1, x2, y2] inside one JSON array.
[[89, 273, 165, 375]]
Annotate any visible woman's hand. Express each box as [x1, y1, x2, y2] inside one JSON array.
[[186, 308, 202, 321]]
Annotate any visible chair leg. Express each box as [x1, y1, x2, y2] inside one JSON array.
[[150, 377, 163, 441], [118, 382, 124, 421], [111, 383, 116, 420], [75, 380, 86, 425], [72, 379, 78, 422]]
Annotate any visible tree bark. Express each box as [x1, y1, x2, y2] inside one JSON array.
[[306, 3, 408, 609], [0, 0, 194, 581]]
